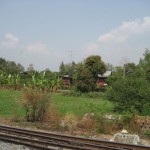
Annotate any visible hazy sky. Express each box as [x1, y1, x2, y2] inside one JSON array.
[[0, 0, 150, 71]]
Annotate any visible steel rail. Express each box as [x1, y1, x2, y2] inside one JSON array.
[[0, 133, 94, 150], [0, 125, 150, 150], [0, 127, 121, 150]]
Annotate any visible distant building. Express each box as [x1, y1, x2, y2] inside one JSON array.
[[60, 75, 72, 87], [97, 71, 112, 87]]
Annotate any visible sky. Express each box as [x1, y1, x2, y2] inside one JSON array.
[[0, 0, 150, 71]]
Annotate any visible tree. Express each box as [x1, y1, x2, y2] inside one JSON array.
[[106, 76, 150, 114], [124, 63, 136, 74], [27, 64, 34, 72], [76, 66, 95, 92], [59, 61, 77, 76], [27, 64, 35, 75], [123, 63, 136, 78], [106, 49, 150, 115], [0, 58, 6, 70], [16, 63, 24, 73], [85, 55, 106, 82], [0, 58, 24, 74], [75, 55, 106, 92], [59, 61, 66, 75]]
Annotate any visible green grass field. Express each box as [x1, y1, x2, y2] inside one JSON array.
[[51, 94, 114, 116], [0, 90, 114, 117], [0, 90, 24, 117]]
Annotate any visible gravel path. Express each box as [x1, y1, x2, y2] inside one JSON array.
[[0, 141, 30, 150]]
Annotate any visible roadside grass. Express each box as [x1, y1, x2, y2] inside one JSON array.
[[0, 90, 114, 118], [0, 90, 24, 117], [51, 93, 114, 117]]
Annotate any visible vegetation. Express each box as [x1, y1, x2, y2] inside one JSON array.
[[106, 49, 150, 115], [0, 90, 24, 117], [0, 59, 62, 91], [75, 55, 106, 92], [85, 55, 106, 80], [0, 50, 150, 134], [52, 93, 113, 116], [0, 90, 114, 117], [75, 66, 95, 92], [22, 88, 51, 122]]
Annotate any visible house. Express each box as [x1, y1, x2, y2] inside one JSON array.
[[97, 71, 112, 87], [60, 75, 72, 87]]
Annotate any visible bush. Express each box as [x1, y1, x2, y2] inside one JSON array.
[[22, 88, 51, 122], [106, 77, 150, 114]]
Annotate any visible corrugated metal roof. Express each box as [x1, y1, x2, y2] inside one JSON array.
[[98, 71, 112, 77]]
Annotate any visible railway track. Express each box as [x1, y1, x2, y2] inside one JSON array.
[[0, 125, 149, 150]]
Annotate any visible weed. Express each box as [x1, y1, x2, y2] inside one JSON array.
[[21, 88, 51, 122]]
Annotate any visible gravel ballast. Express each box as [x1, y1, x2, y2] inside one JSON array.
[[0, 141, 30, 150]]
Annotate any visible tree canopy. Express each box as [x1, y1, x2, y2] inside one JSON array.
[[0, 58, 24, 74], [85, 55, 106, 80], [75, 55, 106, 92], [106, 49, 150, 115]]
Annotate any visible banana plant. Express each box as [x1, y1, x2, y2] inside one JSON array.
[[0, 71, 7, 85], [7, 74, 14, 85], [50, 74, 62, 92], [14, 73, 21, 89]]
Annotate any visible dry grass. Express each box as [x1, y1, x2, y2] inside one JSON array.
[[44, 104, 60, 123], [21, 88, 51, 122], [60, 113, 78, 131]]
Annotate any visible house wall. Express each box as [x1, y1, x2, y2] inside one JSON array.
[[97, 78, 107, 86]]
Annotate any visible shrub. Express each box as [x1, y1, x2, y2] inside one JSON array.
[[106, 77, 150, 114], [21, 88, 51, 122]]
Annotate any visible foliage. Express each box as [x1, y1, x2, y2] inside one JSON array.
[[75, 55, 106, 92], [0, 58, 63, 91], [107, 76, 150, 114], [59, 61, 77, 76], [59, 55, 106, 92], [22, 88, 51, 122], [0, 69, 62, 92], [76, 66, 95, 92], [59, 61, 67, 75], [106, 49, 150, 115], [0, 58, 24, 74], [124, 63, 136, 75], [85, 55, 106, 81]]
